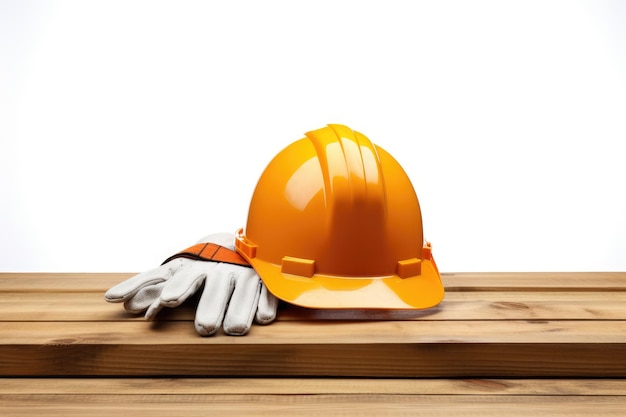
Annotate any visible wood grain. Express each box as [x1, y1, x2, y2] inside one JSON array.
[[2, 394, 625, 417], [1, 320, 625, 377], [0, 272, 625, 415], [2, 291, 626, 321], [2, 378, 626, 395], [1, 379, 626, 417]]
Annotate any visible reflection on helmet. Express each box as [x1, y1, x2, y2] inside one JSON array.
[[235, 124, 444, 309]]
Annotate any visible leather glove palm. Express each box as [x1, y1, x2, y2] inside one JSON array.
[[105, 233, 278, 336]]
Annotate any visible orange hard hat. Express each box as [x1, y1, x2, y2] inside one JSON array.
[[235, 124, 444, 309]]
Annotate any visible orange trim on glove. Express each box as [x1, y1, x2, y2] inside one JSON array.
[[162, 243, 251, 268]]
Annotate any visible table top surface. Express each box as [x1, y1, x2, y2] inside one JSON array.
[[1, 271, 625, 416]]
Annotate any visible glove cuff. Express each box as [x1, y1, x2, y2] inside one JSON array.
[[162, 243, 251, 268]]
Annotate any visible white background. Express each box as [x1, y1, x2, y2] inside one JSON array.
[[2, 0, 625, 273]]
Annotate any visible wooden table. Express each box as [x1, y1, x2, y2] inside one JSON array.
[[1, 272, 625, 415]]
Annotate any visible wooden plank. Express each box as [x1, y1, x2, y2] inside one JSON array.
[[1, 394, 625, 417], [4, 319, 626, 345], [2, 272, 625, 292], [0, 273, 134, 292], [1, 271, 625, 322], [442, 272, 626, 291], [2, 291, 626, 321], [1, 378, 626, 396], [442, 290, 626, 301], [1, 272, 624, 416], [281, 299, 626, 321], [0, 272, 624, 378], [1, 321, 625, 377], [0, 292, 147, 321]]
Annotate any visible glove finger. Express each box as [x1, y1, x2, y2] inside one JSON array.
[[104, 259, 183, 303], [145, 297, 165, 321], [122, 281, 167, 314], [194, 264, 235, 336], [255, 283, 279, 325], [159, 260, 217, 308], [223, 268, 262, 336]]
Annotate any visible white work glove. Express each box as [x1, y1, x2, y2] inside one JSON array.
[[105, 232, 278, 336]]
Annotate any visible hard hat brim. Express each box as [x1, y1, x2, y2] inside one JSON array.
[[242, 252, 445, 310]]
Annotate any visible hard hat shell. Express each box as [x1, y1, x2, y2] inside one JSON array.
[[235, 124, 444, 309]]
